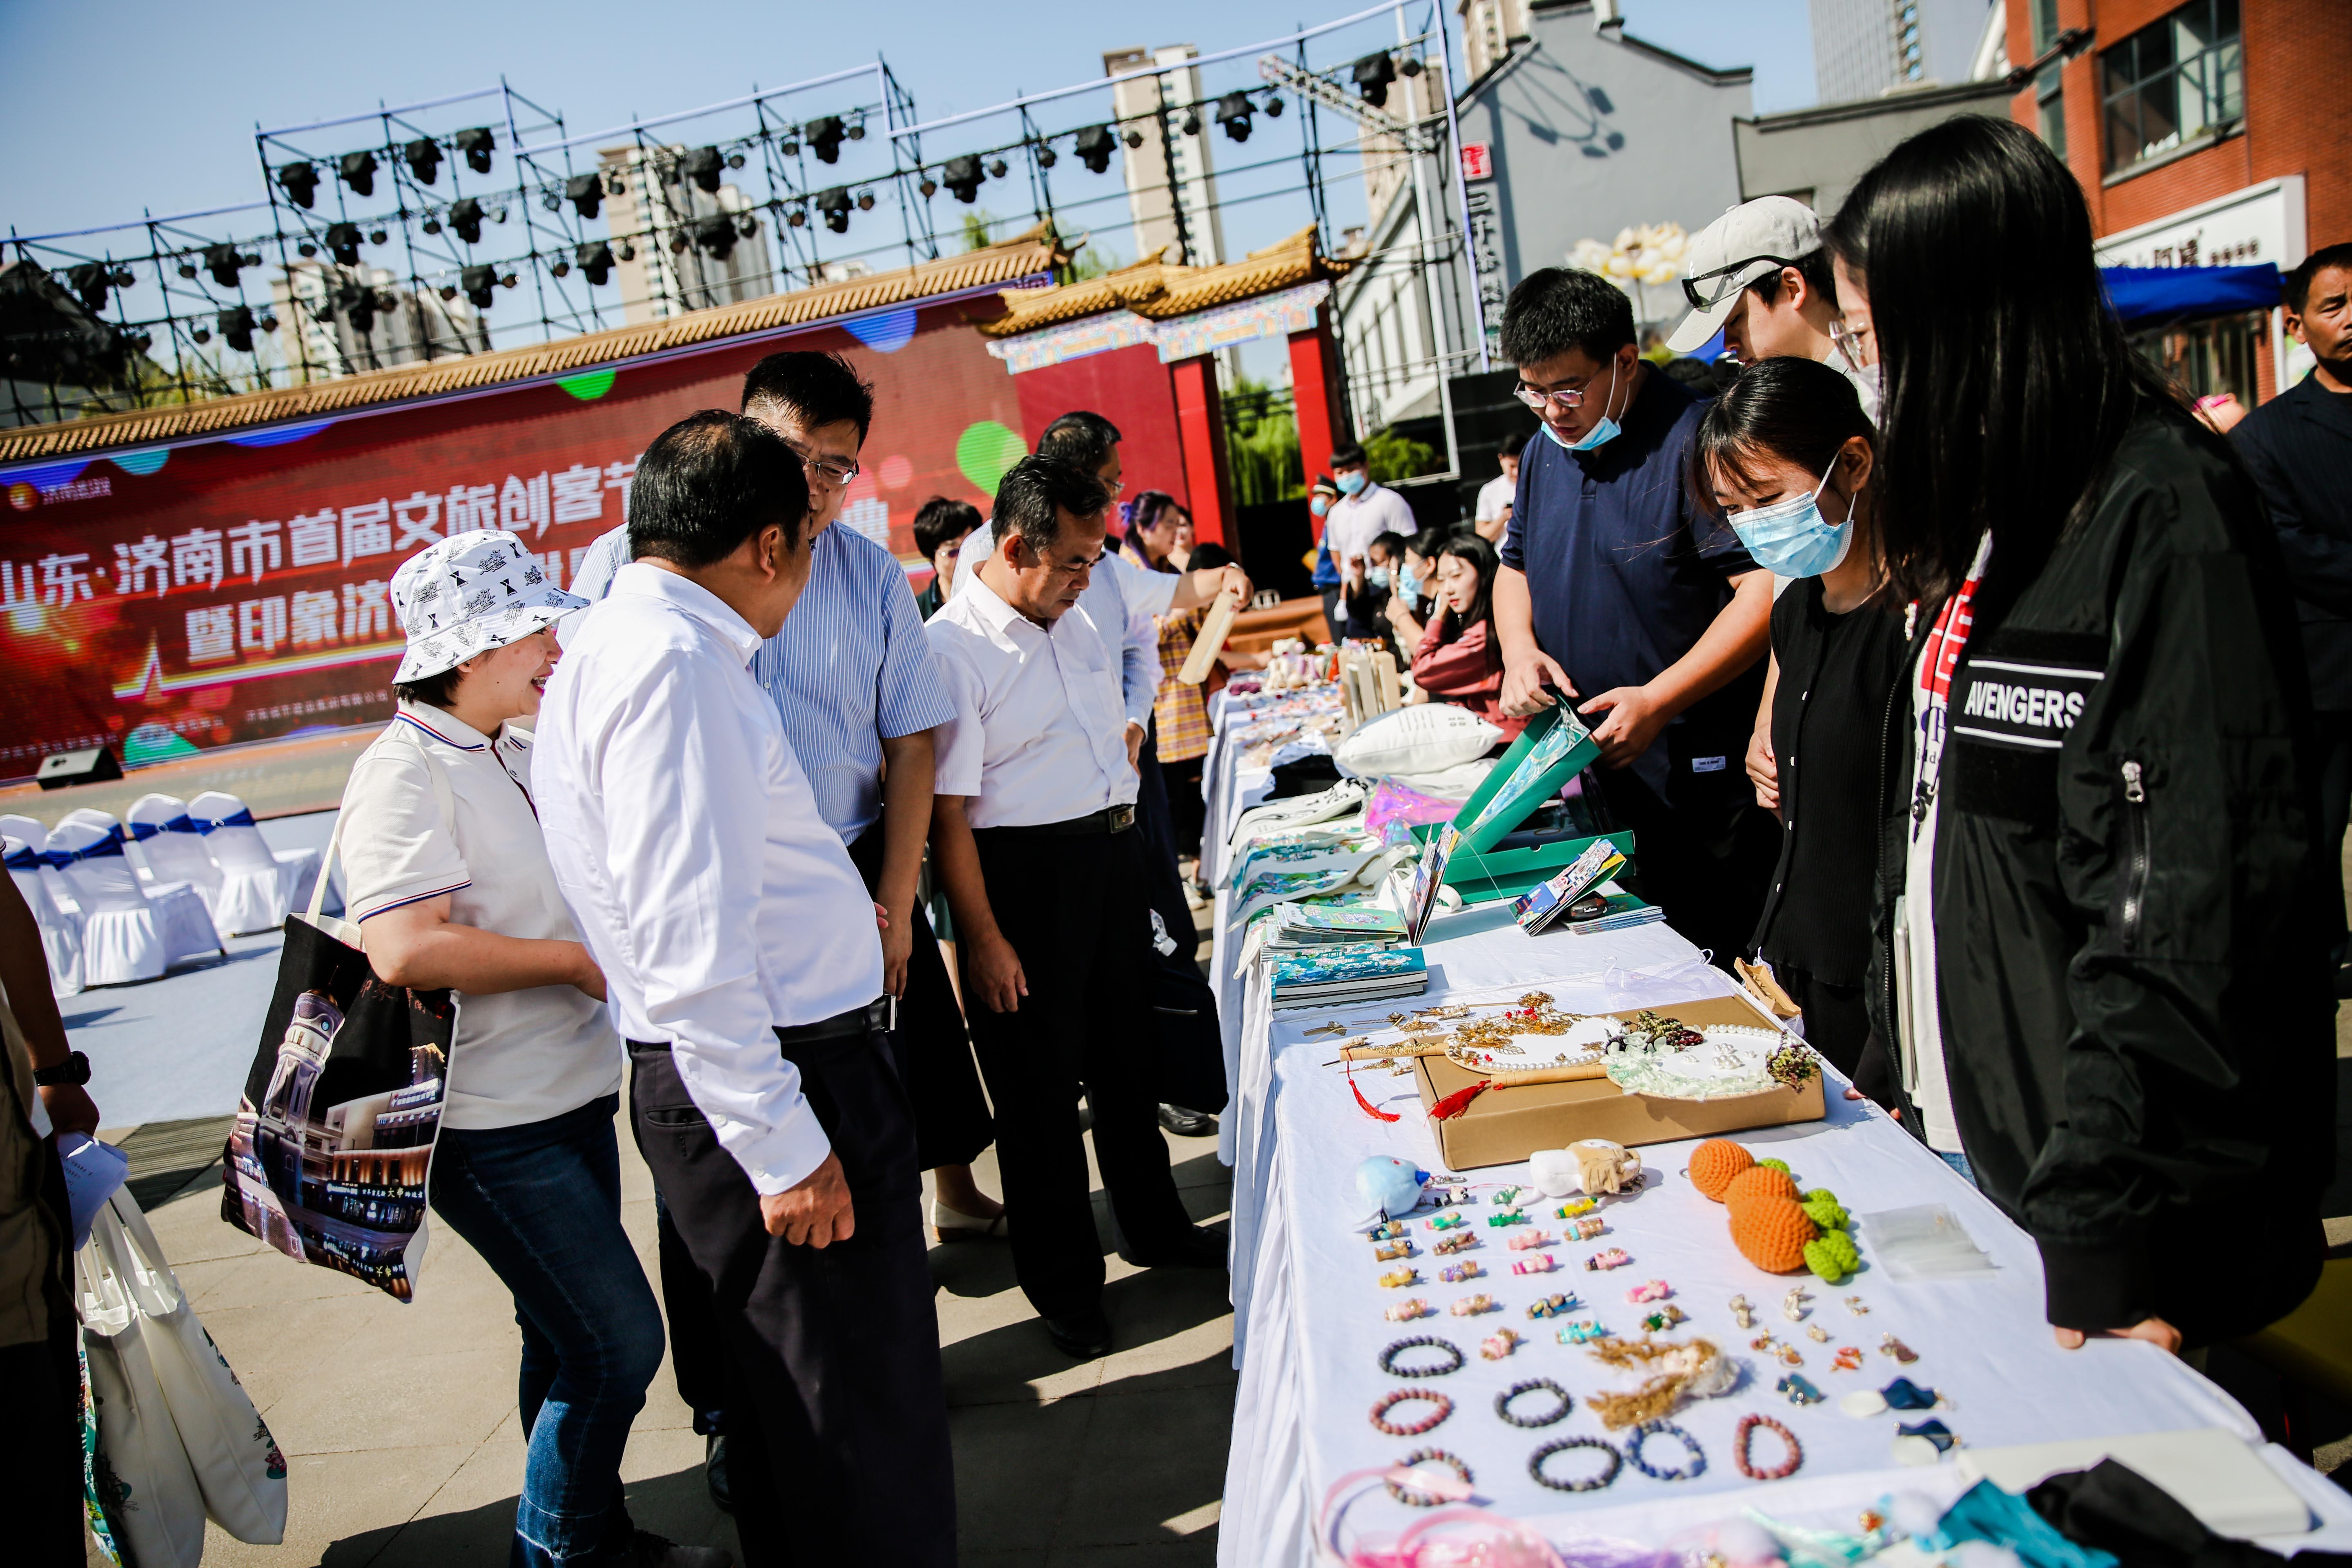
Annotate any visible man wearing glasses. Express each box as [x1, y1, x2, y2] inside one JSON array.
[[1493, 266, 1779, 969], [1666, 196, 1877, 419]]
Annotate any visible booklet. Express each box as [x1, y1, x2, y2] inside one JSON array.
[[1401, 824, 1463, 944], [1272, 901, 1408, 945], [1510, 841, 1630, 935], [1268, 944, 1429, 1009], [1559, 889, 1665, 935]]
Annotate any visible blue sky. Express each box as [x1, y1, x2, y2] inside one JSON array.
[[1, 0, 1815, 245]]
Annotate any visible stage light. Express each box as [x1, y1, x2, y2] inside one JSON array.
[[192, 328, 211, 344], [1180, 110, 1201, 136], [817, 186, 852, 234], [577, 241, 614, 284], [669, 234, 690, 254], [942, 155, 983, 203], [404, 138, 442, 184], [1216, 92, 1253, 142], [259, 313, 278, 332], [787, 205, 808, 227], [566, 173, 603, 220], [783, 132, 801, 156], [455, 127, 495, 174], [550, 259, 570, 277], [297, 241, 318, 258], [450, 198, 484, 244], [439, 285, 457, 301], [220, 305, 256, 353], [369, 229, 388, 246], [203, 243, 245, 287], [277, 160, 319, 208], [847, 117, 866, 141], [130, 331, 153, 352], [727, 152, 746, 170], [1123, 127, 1144, 149], [1353, 52, 1396, 107], [806, 116, 846, 163], [422, 217, 443, 235], [1265, 94, 1284, 117], [855, 189, 875, 211], [67, 264, 111, 312], [1074, 125, 1115, 173], [918, 175, 938, 198], [490, 205, 508, 224], [739, 212, 760, 236], [1035, 142, 1057, 169], [461, 265, 495, 308], [111, 267, 134, 287], [616, 241, 636, 260], [1399, 54, 1423, 78], [325, 223, 361, 265], [501, 273, 517, 287], [683, 146, 725, 193], [336, 282, 377, 335], [542, 192, 561, 213], [178, 261, 198, 279], [987, 157, 1009, 179], [339, 150, 378, 197]]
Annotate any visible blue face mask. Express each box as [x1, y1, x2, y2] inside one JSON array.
[[1396, 564, 1421, 603], [1336, 470, 1368, 496], [1538, 362, 1626, 453], [1727, 466, 1857, 579]]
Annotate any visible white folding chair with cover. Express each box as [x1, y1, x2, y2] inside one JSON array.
[[0, 813, 79, 918], [187, 791, 314, 933], [43, 819, 168, 985], [125, 793, 226, 912], [61, 807, 154, 886], [4, 834, 82, 996]]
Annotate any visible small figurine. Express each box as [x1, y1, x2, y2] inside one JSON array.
[[1369, 1220, 1409, 1241], [1845, 1294, 1870, 1315], [1385, 1298, 1430, 1322], [1750, 1332, 1780, 1354], [1374, 1240, 1414, 1262], [1488, 1209, 1530, 1229], [1480, 1328, 1523, 1360], [1779, 1343, 1805, 1367], [1584, 1248, 1630, 1272], [1450, 1294, 1496, 1316], [1512, 1254, 1561, 1275], [1832, 1346, 1866, 1372], [1426, 1212, 1465, 1232], [1729, 1294, 1755, 1330], [1639, 1305, 1688, 1333], [1564, 1217, 1607, 1242], [1783, 1287, 1813, 1323], [1493, 1186, 1524, 1208], [1555, 1198, 1597, 1220], [1778, 1373, 1826, 1406], [1440, 1261, 1483, 1283], [1805, 1325, 1830, 1343], [1880, 1334, 1919, 1365], [1625, 1279, 1671, 1303], [1434, 1231, 1478, 1256], [1379, 1268, 1420, 1289], [1507, 1230, 1551, 1252], [1526, 1294, 1573, 1320], [1557, 1319, 1609, 1344]]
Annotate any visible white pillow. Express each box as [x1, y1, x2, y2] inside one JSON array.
[[1334, 706, 1504, 779]]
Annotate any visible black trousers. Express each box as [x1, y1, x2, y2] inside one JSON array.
[[962, 823, 1197, 1318], [846, 826, 995, 1171], [1, 1141, 82, 1566], [1773, 962, 1895, 1109], [629, 1027, 955, 1568], [2315, 710, 2352, 966], [1134, 724, 1225, 1111], [1592, 762, 1780, 972]]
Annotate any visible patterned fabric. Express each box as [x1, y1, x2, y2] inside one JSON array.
[[390, 529, 587, 682], [1154, 608, 1213, 763]]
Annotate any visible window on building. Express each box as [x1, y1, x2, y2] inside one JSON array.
[[2100, 0, 2243, 174], [2030, 0, 2061, 52], [2128, 310, 2264, 408], [2037, 64, 2068, 160]]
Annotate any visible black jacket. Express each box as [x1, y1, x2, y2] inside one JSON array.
[[2232, 372, 2352, 710], [1865, 405, 2334, 1345]]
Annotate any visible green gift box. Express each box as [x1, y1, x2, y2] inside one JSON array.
[[1408, 706, 1633, 902]]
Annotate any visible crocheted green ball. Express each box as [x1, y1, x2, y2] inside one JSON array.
[[1802, 1195, 1849, 1232], [1804, 1229, 1861, 1283], [1755, 1158, 1792, 1176]]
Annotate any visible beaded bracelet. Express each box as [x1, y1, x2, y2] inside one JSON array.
[[1528, 1434, 1621, 1492], [1370, 1388, 1454, 1437], [1385, 1447, 1472, 1506], [1377, 1334, 1466, 1379], [1624, 1421, 1706, 1481], [1495, 1377, 1574, 1429], [1733, 1413, 1802, 1481]]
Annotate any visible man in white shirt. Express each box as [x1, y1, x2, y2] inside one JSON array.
[[1472, 449, 1520, 543], [928, 454, 1223, 1362], [1323, 439, 1419, 588], [534, 411, 954, 1566]]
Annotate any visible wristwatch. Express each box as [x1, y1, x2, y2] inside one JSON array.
[[32, 1049, 89, 1088]]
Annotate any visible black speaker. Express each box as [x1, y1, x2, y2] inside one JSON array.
[[35, 745, 122, 791]]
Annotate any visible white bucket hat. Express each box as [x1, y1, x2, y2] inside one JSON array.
[[390, 529, 588, 683], [1664, 196, 1827, 356]]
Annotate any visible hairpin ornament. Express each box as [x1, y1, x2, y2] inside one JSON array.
[[1450, 1294, 1496, 1316], [1513, 1254, 1562, 1275], [1385, 1298, 1431, 1322], [1555, 1198, 1597, 1220], [1526, 1294, 1574, 1320], [1434, 1232, 1478, 1256], [1782, 1287, 1813, 1322], [1845, 1294, 1869, 1315], [1639, 1305, 1688, 1333], [1584, 1248, 1630, 1272], [1777, 1373, 1825, 1406], [1882, 1377, 1946, 1411], [1481, 1329, 1524, 1360], [1380, 1268, 1421, 1289], [1441, 1261, 1483, 1283], [1625, 1280, 1671, 1304], [1833, 1346, 1865, 1372], [1564, 1217, 1607, 1242], [1374, 1241, 1415, 1262], [1426, 1212, 1464, 1231], [1880, 1334, 1919, 1364], [1488, 1209, 1530, 1229], [1507, 1230, 1551, 1252], [1557, 1319, 1610, 1344], [1804, 1325, 1829, 1343], [1778, 1343, 1805, 1367], [1729, 1294, 1755, 1330], [1370, 1220, 1409, 1241]]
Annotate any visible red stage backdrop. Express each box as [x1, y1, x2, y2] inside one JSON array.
[[0, 301, 1031, 774]]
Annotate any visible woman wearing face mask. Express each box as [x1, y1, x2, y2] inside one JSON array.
[[338, 532, 695, 1567], [1384, 528, 1447, 648], [1841, 116, 2332, 1356], [1703, 356, 1902, 1106], [1308, 474, 1344, 638], [1411, 532, 1525, 739], [1341, 530, 1410, 647]]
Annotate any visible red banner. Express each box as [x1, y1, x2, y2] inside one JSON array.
[[0, 301, 1029, 775]]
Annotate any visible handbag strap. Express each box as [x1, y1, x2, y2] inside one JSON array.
[[311, 724, 459, 926]]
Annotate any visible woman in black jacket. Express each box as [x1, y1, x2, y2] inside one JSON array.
[[1835, 116, 2334, 1352]]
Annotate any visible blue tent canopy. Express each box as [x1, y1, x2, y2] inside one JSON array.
[[2101, 264, 2283, 330]]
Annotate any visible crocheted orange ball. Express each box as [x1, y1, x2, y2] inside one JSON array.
[[1731, 1194, 1819, 1273], [1688, 1139, 1754, 1201], [1722, 1164, 1801, 1215]]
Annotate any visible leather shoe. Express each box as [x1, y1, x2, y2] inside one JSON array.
[[1044, 1307, 1113, 1360], [1158, 1102, 1217, 1136], [1121, 1223, 1228, 1270], [704, 1432, 731, 1515]]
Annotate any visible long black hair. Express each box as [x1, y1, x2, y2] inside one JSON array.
[[1823, 116, 2174, 600], [1433, 531, 1500, 641], [1693, 356, 1872, 501]]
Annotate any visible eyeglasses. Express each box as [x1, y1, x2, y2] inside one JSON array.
[[1829, 318, 1876, 370], [1680, 254, 1806, 311], [1513, 382, 1592, 411], [783, 439, 860, 487]]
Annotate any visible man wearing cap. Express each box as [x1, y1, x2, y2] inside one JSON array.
[[1667, 195, 1876, 419], [1493, 266, 1778, 967]]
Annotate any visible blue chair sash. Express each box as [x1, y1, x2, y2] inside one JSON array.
[[193, 807, 256, 834], [4, 843, 41, 872], [46, 828, 126, 868]]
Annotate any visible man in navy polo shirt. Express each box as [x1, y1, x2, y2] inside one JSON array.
[[1492, 267, 1777, 964]]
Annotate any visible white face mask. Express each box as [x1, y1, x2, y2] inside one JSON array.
[[1726, 465, 1858, 579], [1539, 361, 1626, 453]]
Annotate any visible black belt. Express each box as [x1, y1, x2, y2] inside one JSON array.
[[629, 996, 891, 1053], [975, 803, 1136, 838]]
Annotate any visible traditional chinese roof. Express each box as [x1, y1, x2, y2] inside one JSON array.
[[0, 223, 1070, 465], [977, 225, 1349, 339]]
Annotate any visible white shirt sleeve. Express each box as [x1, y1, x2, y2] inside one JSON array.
[[597, 649, 831, 1194], [340, 749, 470, 922], [927, 627, 986, 799]]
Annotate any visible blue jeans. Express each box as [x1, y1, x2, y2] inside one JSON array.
[[430, 1094, 664, 1566]]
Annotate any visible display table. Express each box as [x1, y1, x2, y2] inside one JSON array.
[[1200, 695, 2352, 1566]]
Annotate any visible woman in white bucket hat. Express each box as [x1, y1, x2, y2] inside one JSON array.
[[335, 529, 723, 1568]]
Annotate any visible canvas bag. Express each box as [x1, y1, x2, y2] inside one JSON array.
[[78, 1192, 209, 1568], [218, 763, 457, 1302]]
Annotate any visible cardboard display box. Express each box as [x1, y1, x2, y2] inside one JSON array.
[[1410, 996, 1825, 1170]]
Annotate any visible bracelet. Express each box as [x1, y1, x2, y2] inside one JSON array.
[[1370, 1388, 1454, 1437], [1528, 1435, 1621, 1492], [1385, 1447, 1472, 1506], [1733, 1413, 1803, 1481], [1495, 1378, 1573, 1429], [1377, 1335, 1465, 1379], [1624, 1420, 1706, 1481]]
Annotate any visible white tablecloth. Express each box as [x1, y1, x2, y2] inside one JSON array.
[[1203, 693, 2352, 1566]]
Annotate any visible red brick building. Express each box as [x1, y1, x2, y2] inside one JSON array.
[[2004, 0, 2351, 401]]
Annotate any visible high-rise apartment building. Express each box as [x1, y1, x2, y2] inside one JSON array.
[[1812, 0, 1998, 100], [271, 261, 489, 381], [596, 145, 777, 326], [1103, 46, 1226, 268]]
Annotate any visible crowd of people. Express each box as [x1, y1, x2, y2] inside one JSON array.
[[4, 110, 2347, 1568]]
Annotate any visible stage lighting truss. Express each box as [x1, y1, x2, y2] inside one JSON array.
[[454, 127, 495, 174], [816, 186, 853, 234], [404, 137, 443, 184], [1215, 91, 1254, 143], [805, 115, 847, 163], [276, 160, 319, 208], [1073, 124, 1116, 173], [461, 264, 496, 308], [941, 154, 983, 204], [565, 172, 604, 220], [682, 146, 726, 194], [218, 305, 257, 353], [575, 240, 615, 285], [1256, 53, 1435, 151]]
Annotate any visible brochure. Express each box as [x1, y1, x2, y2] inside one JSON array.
[[1510, 841, 1630, 935]]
